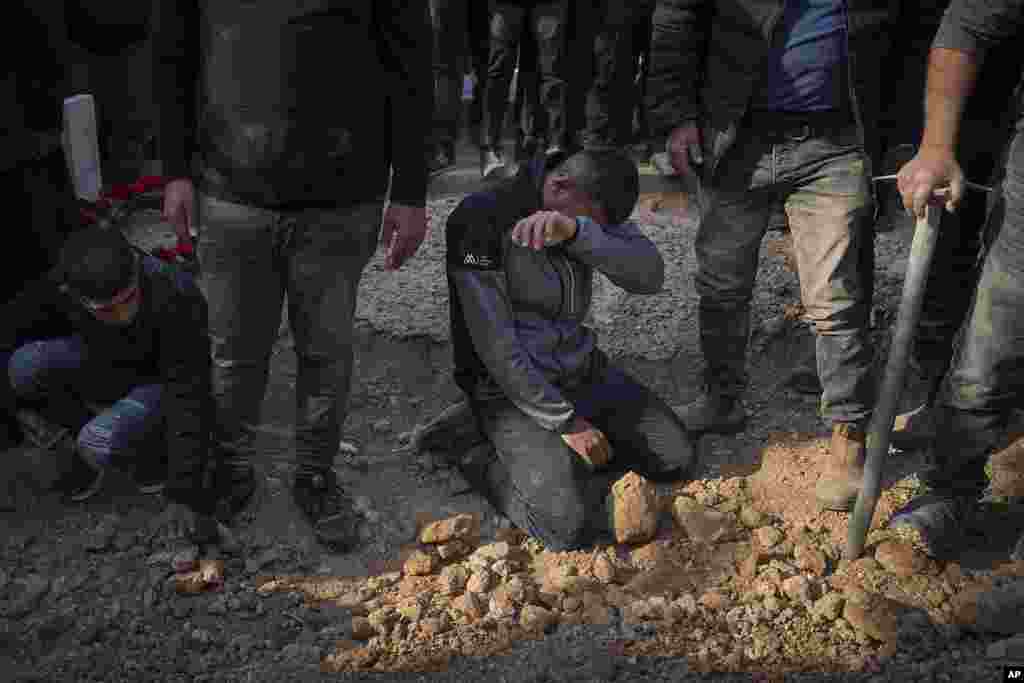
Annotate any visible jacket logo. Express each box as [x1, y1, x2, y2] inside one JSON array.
[[463, 253, 493, 267]]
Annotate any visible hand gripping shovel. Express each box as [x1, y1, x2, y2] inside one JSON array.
[[846, 201, 942, 559]]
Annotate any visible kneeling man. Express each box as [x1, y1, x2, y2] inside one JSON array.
[[445, 149, 696, 551]]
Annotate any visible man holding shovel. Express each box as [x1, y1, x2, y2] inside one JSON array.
[[887, 0, 1024, 557]]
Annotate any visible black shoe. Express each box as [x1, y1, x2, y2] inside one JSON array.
[[887, 490, 976, 557], [292, 468, 362, 552], [678, 388, 747, 436], [135, 455, 167, 495], [54, 442, 105, 503]]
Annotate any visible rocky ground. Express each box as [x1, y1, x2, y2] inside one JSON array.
[[2, 164, 1024, 682]]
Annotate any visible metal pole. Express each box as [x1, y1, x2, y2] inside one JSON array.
[[846, 203, 943, 559]]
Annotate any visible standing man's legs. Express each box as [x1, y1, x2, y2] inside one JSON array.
[[681, 127, 776, 435], [285, 202, 383, 549], [583, 1, 638, 150], [198, 197, 287, 465], [466, 0, 492, 148], [482, 3, 526, 176], [532, 0, 570, 153], [889, 132, 1024, 554], [429, 0, 468, 173]]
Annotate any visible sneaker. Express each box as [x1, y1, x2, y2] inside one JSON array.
[[677, 388, 747, 436], [54, 442, 105, 503], [292, 468, 362, 552], [887, 490, 975, 557]]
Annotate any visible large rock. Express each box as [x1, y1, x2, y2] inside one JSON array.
[[874, 541, 931, 578], [609, 472, 660, 544], [989, 436, 1024, 498], [843, 600, 898, 642], [403, 548, 440, 576], [672, 497, 735, 544], [419, 514, 480, 545]]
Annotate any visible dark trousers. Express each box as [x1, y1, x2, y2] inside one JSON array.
[[466, 0, 492, 143], [430, 0, 468, 150], [583, 0, 655, 148], [928, 130, 1024, 496], [483, 1, 570, 151], [471, 360, 695, 551]]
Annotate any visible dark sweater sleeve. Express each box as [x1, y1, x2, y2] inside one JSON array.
[[152, 0, 199, 180], [933, 0, 1024, 53], [160, 285, 217, 515], [645, 0, 711, 142], [374, 0, 433, 207]]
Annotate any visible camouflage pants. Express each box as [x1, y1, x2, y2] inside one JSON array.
[[927, 130, 1024, 495], [695, 114, 875, 425]]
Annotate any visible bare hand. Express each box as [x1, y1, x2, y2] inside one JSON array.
[[381, 203, 428, 270], [896, 147, 965, 218], [512, 210, 578, 250], [666, 122, 704, 177], [561, 417, 614, 468], [162, 178, 196, 243]]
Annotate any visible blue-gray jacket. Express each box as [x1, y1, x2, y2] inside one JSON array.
[[445, 157, 665, 433]]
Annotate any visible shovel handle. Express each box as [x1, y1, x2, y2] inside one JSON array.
[[846, 203, 943, 559]]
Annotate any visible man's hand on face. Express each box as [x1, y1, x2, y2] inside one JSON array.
[[512, 210, 578, 250], [381, 203, 428, 270], [896, 147, 965, 218], [560, 416, 614, 469], [162, 179, 196, 244]]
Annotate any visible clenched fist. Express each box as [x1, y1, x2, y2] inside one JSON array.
[[512, 210, 578, 250]]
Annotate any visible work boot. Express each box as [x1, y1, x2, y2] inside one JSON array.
[[887, 488, 976, 558], [292, 467, 362, 552], [814, 423, 867, 512], [481, 148, 509, 179], [678, 388, 747, 436]]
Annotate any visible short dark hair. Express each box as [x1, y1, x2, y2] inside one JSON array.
[[59, 228, 137, 301], [553, 149, 640, 225]]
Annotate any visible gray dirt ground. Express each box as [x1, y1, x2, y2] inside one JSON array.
[[1, 149, 1021, 682]]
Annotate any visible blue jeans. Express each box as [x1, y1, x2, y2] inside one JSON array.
[[695, 112, 876, 425], [926, 130, 1024, 496], [8, 336, 164, 470], [198, 196, 383, 470]]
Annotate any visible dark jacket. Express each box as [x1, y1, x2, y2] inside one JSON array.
[[446, 157, 665, 433], [645, 0, 915, 180], [1, 253, 217, 514], [152, 0, 433, 210]]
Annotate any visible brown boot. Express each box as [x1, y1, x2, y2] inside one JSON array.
[[815, 423, 867, 512]]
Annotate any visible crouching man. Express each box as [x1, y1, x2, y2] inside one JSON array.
[[444, 149, 696, 551], [4, 228, 253, 538]]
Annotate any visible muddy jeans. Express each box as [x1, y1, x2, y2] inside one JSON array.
[[695, 112, 875, 425], [927, 130, 1024, 496], [471, 357, 695, 551], [8, 336, 165, 470], [198, 196, 382, 470]]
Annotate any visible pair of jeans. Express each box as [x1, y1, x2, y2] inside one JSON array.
[[7, 336, 164, 471], [483, 1, 569, 152], [582, 0, 655, 148], [695, 113, 875, 425], [926, 130, 1024, 496], [430, 0, 469, 150], [471, 359, 695, 551], [198, 196, 382, 470]]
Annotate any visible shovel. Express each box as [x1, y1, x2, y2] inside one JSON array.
[[846, 200, 943, 559]]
